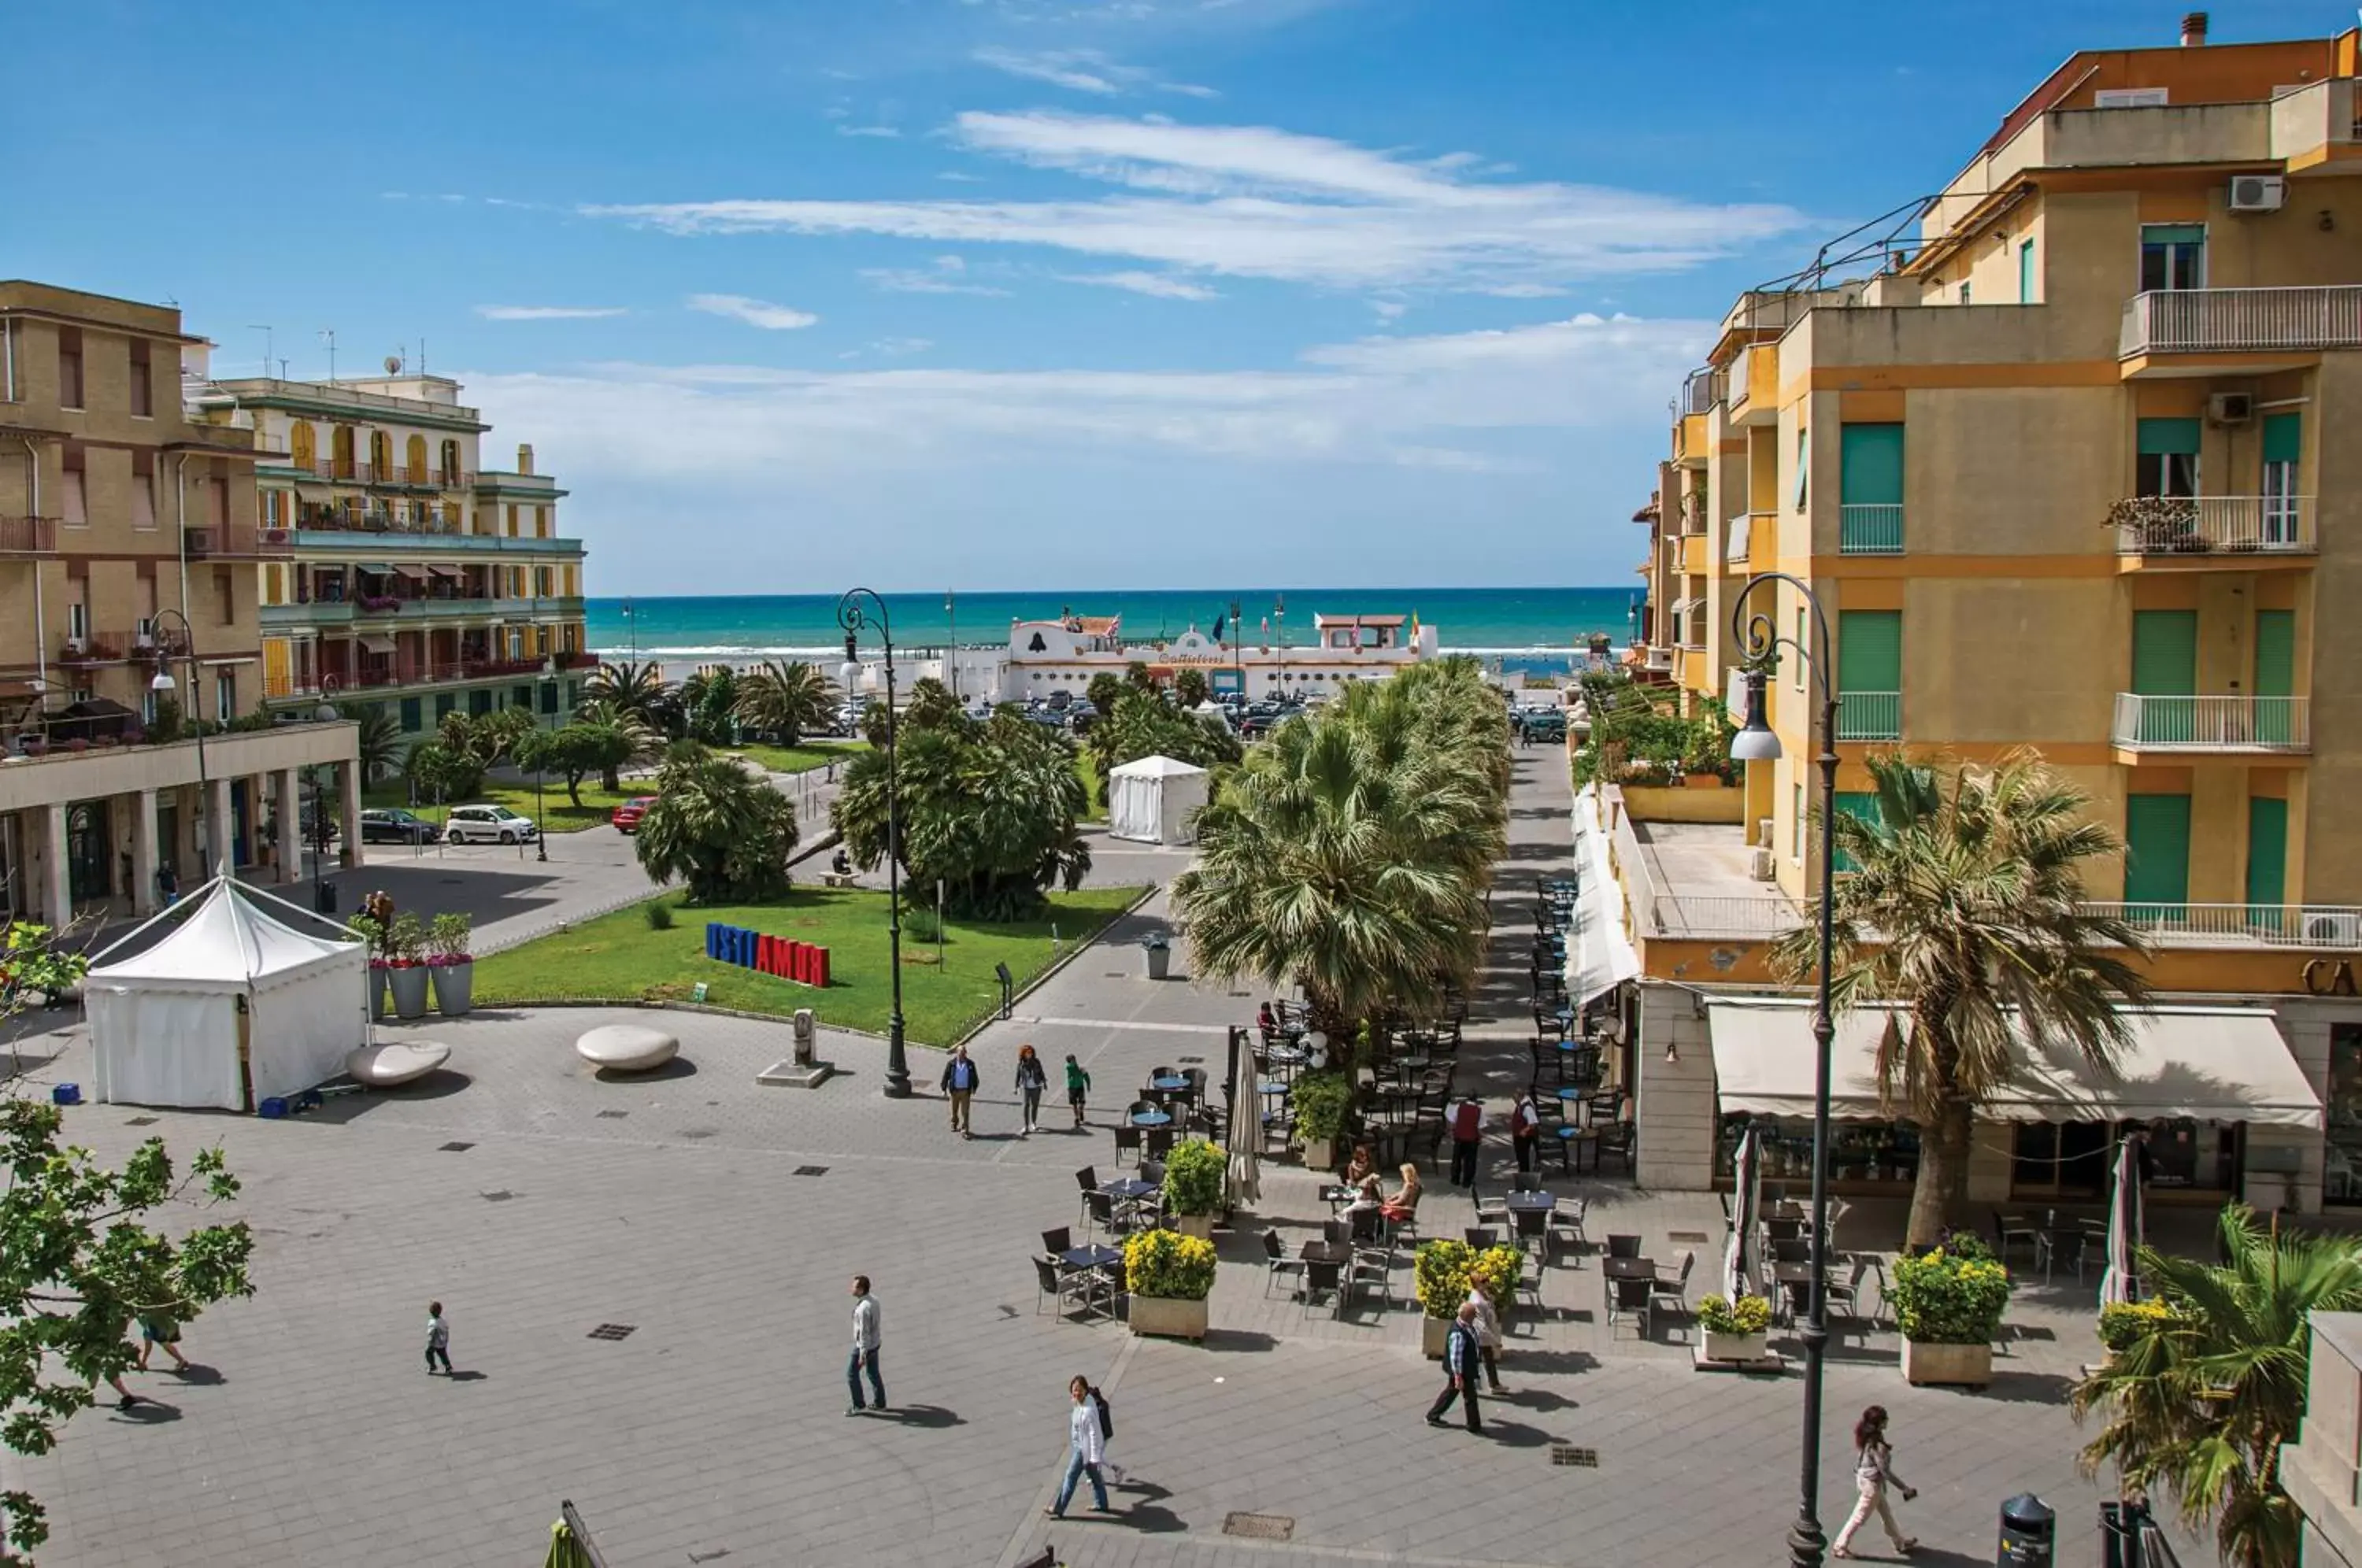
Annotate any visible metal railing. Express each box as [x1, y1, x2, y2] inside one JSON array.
[[0, 516, 59, 555], [301, 459, 476, 488], [1838, 503, 1905, 555], [2082, 902, 2362, 950], [2109, 494, 2316, 555], [2120, 286, 2362, 356], [2111, 693, 2309, 750], [1652, 893, 1805, 937], [300, 508, 463, 536], [1835, 691, 1901, 741], [58, 634, 128, 663], [184, 524, 293, 559], [1681, 367, 1726, 416]]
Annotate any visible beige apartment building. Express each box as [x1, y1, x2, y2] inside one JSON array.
[[189, 372, 591, 750], [1593, 19, 2362, 1211], [0, 282, 361, 927]]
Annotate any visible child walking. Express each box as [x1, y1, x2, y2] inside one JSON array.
[[425, 1302, 453, 1375], [1064, 1054, 1091, 1128]]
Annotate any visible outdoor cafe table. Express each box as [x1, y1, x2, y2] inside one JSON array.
[[1061, 1244, 1125, 1278], [1129, 1108, 1173, 1128], [1098, 1178, 1158, 1204], [1318, 1184, 1361, 1208], [1149, 1074, 1190, 1093], [1503, 1190, 1557, 1215], [1299, 1239, 1352, 1266], [1601, 1256, 1655, 1290]]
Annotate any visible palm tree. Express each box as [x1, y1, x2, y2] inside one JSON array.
[[339, 703, 402, 784], [569, 699, 662, 792], [1771, 749, 2153, 1247], [585, 660, 672, 727], [2074, 1206, 2362, 1568], [1173, 668, 1210, 708], [635, 750, 799, 904], [732, 660, 835, 744]]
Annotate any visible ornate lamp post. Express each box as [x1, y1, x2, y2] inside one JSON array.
[[146, 608, 212, 877], [1729, 571, 1841, 1568], [838, 587, 910, 1099]]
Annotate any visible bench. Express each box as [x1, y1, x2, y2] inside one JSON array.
[[344, 1041, 452, 1086], [821, 872, 857, 889], [576, 1023, 679, 1074]]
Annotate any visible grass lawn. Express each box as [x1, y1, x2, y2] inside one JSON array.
[[363, 779, 647, 834], [1075, 749, 1105, 823], [471, 882, 1145, 1045], [730, 739, 869, 775]]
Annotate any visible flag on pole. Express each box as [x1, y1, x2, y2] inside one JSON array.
[[1212, 612, 1227, 643]]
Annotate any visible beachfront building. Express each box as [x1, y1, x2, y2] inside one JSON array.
[[0, 281, 364, 926], [1594, 17, 2362, 1211], [189, 373, 594, 754]]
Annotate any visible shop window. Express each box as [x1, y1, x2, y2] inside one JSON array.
[[2327, 1026, 2362, 1205]]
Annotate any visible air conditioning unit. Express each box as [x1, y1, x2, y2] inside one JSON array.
[[2229, 174, 2286, 213], [2302, 910, 2361, 947], [2207, 392, 2255, 425], [1749, 847, 1776, 882]]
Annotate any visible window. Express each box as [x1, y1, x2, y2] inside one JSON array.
[[57, 328, 83, 409], [1792, 784, 1805, 861], [1832, 791, 1878, 874], [61, 448, 87, 525], [435, 692, 457, 721], [131, 450, 157, 529], [505, 503, 519, 537], [262, 565, 283, 607], [369, 430, 392, 476], [290, 421, 317, 470], [2262, 412, 2301, 543], [1792, 425, 1809, 510], [513, 685, 533, 710], [442, 501, 459, 531], [405, 435, 428, 484], [468, 688, 493, 716], [2325, 1026, 2362, 1206], [2255, 608, 2295, 745], [67, 599, 88, 641], [215, 670, 237, 723], [2018, 239, 2036, 303], [540, 681, 560, 716], [215, 567, 235, 627], [1838, 423, 1905, 553], [1794, 608, 1806, 690], [2139, 224, 2205, 292], [2248, 796, 2288, 912], [439, 439, 460, 483], [2135, 418, 2201, 498], [2123, 794, 2193, 912], [1835, 609, 1902, 740], [400, 697, 423, 733], [128, 339, 153, 417], [331, 424, 354, 478]]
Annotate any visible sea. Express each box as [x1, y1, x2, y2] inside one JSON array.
[[587, 586, 1642, 677]]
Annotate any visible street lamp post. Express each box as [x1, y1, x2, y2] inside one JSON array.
[[146, 608, 210, 882], [535, 661, 554, 862], [1729, 571, 1842, 1568], [838, 587, 910, 1099]]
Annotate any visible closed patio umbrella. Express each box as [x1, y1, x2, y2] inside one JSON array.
[[1225, 1026, 1261, 1207], [2099, 1134, 2145, 1306], [542, 1519, 595, 1568], [1725, 1123, 1761, 1302]]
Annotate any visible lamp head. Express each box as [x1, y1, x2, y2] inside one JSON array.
[[150, 670, 177, 693], [1731, 668, 1782, 762]]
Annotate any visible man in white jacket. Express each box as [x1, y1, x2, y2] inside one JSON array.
[[846, 1275, 886, 1415]]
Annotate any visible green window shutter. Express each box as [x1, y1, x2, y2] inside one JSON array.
[[2140, 224, 2208, 247], [2130, 609, 2197, 695], [2136, 418, 2201, 456], [2018, 239, 2035, 303], [1837, 610, 1901, 693], [2254, 609, 2294, 697], [2246, 797, 2289, 912], [1840, 425, 1905, 505], [399, 697, 421, 733], [1831, 790, 1877, 874], [2262, 412, 2301, 464], [2123, 794, 2193, 910]]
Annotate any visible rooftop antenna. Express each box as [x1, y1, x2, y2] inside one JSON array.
[[246, 325, 273, 379], [319, 328, 337, 384], [418, 336, 427, 376]]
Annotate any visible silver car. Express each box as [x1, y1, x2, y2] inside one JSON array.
[[442, 804, 542, 845]]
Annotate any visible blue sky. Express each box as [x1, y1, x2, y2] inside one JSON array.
[[10, 0, 2343, 594]]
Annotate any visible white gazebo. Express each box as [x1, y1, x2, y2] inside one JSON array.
[[1108, 754, 1210, 846], [85, 877, 370, 1111]]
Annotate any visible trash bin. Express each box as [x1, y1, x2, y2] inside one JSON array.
[[2099, 1502, 2134, 1568], [1998, 1492, 2055, 1566], [313, 879, 338, 915], [1143, 932, 1172, 981]]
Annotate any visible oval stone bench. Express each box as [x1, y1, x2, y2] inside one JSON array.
[[344, 1041, 452, 1086], [577, 1023, 679, 1073]]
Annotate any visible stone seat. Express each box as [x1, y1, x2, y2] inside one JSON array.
[[344, 1041, 451, 1086], [576, 1023, 679, 1073]]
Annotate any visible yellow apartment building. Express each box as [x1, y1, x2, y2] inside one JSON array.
[[0, 282, 361, 926], [1595, 17, 2362, 1213], [189, 373, 592, 750]]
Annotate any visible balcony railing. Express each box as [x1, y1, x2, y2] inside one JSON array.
[[184, 524, 293, 559], [1838, 504, 1905, 555], [0, 516, 59, 555], [2120, 286, 2362, 356], [2111, 693, 2310, 751], [1680, 367, 1726, 416], [1652, 893, 1805, 938], [302, 460, 474, 488], [2109, 495, 2316, 557], [298, 507, 461, 536], [58, 634, 128, 664], [2082, 902, 2362, 950], [1835, 691, 1901, 741]]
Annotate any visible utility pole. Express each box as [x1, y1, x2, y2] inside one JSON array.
[[247, 326, 274, 379], [319, 328, 338, 384]]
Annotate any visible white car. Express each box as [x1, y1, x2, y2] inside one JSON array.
[[442, 804, 542, 845]]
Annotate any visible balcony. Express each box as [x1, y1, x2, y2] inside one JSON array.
[[0, 516, 59, 556], [57, 634, 128, 665], [1835, 691, 1900, 741], [2120, 287, 2362, 358], [1838, 504, 1905, 556], [298, 505, 461, 536], [2111, 693, 2309, 753], [1680, 367, 1725, 416], [301, 459, 475, 490], [2109, 495, 2315, 561], [1651, 892, 1805, 939], [2082, 902, 2362, 951], [183, 524, 293, 560]]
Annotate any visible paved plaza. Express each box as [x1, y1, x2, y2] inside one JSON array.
[[2, 751, 2186, 1566]]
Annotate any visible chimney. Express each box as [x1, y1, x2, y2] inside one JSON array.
[[516, 442, 534, 475], [2180, 10, 2208, 46]]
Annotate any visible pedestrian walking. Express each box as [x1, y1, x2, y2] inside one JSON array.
[[1509, 1089, 1541, 1174], [134, 1309, 189, 1374], [1046, 1375, 1114, 1518], [1064, 1053, 1091, 1128], [1015, 1045, 1049, 1137], [1424, 1301, 1484, 1433], [155, 861, 179, 908], [1831, 1405, 1918, 1559], [846, 1275, 886, 1415], [424, 1302, 453, 1375], [1465, 1279, 1505, 1393], [1447, 1093, 1484, 1189], [941, 1045, 980, 1138]]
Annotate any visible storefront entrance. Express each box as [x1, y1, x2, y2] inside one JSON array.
[[65, 800, 112, 905], [2012, 1119, 2237, 1201]]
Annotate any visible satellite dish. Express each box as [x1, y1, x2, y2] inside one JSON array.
[[383, 354, 403, 374]]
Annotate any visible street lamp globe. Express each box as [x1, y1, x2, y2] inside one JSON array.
[[1731, 669, 1783, 762], [150, 668, 176, 693]]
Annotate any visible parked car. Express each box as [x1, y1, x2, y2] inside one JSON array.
[[1518, 707, 1568, 743], [357, 808, 439, 845], [442, 804, 541, 845], [611, 795, 657, 834]]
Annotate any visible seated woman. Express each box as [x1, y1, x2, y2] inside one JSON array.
[[1342, 1143, 1379, 1191], [1379, 1163, 1423, 1224]]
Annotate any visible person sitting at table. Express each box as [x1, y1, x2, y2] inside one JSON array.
[[1342, 1143, 1379, 1193], [1257, 1002, 1278, 1037], [1379, 1163, 1423, 1226]]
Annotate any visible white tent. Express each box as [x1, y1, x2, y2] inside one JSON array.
[[86, 878, 370, 1111], [1108, 754, 1210, 846]]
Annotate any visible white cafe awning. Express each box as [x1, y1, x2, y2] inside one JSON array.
[[1707, 1000, 2322, 1129], [1564, 786, 1640, 1008]]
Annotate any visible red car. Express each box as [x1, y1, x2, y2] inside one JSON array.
[[611, 795, 657, 834]]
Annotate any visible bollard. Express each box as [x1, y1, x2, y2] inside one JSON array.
[[1998, 1492, 2055, 1567]]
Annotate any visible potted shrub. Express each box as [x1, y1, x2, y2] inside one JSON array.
[[1890, 1235, 2013, 1386], [347, 912, 389, 1017], [383, 911, 431, 1019], [1696, 1292, 1774, 1363], [1414, 1240, 1524, 1358], [2094, 1300, 2176, 1367], [427, 912, 475, 1017], [1160, 1137, 1226, 1241], [1122, 1226, 1214, 1341], [1290, 1071, 1355, 1170]]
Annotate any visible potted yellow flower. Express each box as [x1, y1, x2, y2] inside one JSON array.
[[1696, 1292, 1773, 1363], [1123, 1227, 1215, 1341], [1891, 1234, 2013, 1386]]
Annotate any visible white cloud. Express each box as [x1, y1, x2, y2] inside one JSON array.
[[972, 46, 1216, 98], [687, 293, 820, 330], [860, 256, 1011, 296], [476, 305, 629, 320], [1059, 269, 1220, 300], [589, 109, 1807, 293], [837, 124, 902, 139]]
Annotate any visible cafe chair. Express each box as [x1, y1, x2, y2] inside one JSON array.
[[1035, 1255, 1113, 1320], [1262, 1229, 1308, 1299], [1112, 1125, 1142, 1166], [1072, 1167, 1100, 1230], [1301, 1257, 1346, 1318], [1549, 1196, 1590, 1261], [1649, 1249, 1695, 1322], [1607, 1274, 1653, 1339], [1042, 1226, 1073, 1257], [1605, 1233, 1643, 1259], [1465, 1225, 1505, 1250]]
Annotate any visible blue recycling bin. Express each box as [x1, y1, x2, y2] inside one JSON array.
[[705, 923, 721, 960]]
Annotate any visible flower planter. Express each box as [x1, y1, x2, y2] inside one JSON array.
[[1127, 1293, 1207, 1341], [1172, 1211, 1215, 1241], [430, 960, 474, 1017], [1701, 1329, 1768, 1363], [386, 964, 431, 1019], [370, 965, 392, 1019], [1301, 1136, 1335, 1172], [1901, 1339, 1994, 1387]]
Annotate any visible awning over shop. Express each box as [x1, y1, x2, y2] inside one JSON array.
[[1564, 786, 1641, 1009], [1706, 1001, 2322, 1129], [428, 564, 461, 578], [390, 564, 429, 582], [357, 634, 397, 656]]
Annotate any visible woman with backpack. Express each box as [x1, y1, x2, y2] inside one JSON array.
[[1832, 1404, 1918, 1559], [1047, 1375, 1114, 1518], [1014, 1045, 1049, 1137]]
